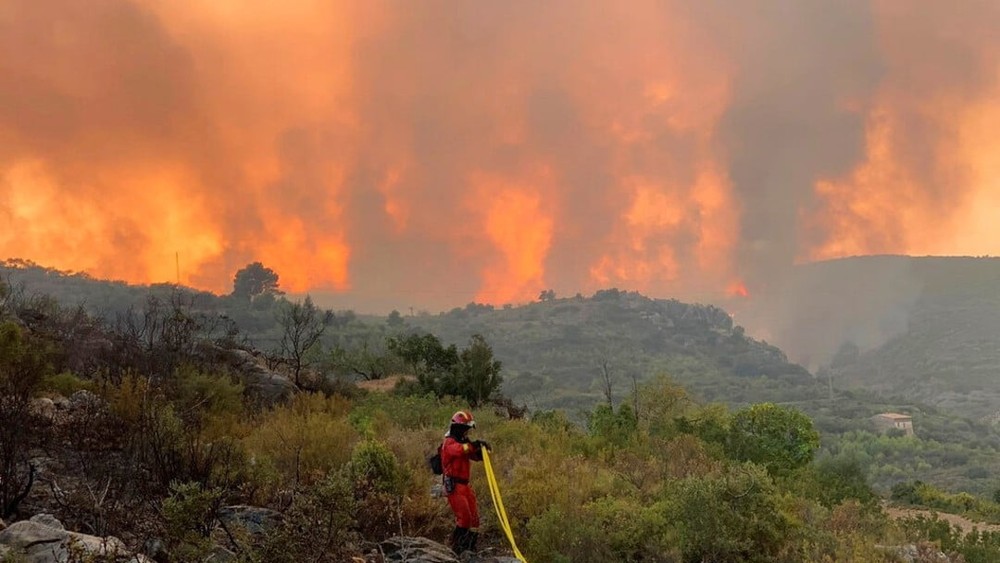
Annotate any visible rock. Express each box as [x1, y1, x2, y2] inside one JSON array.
[[377, 537, 458, 563], [144, 537, 168, 560], [29, 514, 64, 530], [0, 518, 150, 563], [880, 543, 956, 563], [205, 545, 237, 562], [194, 343, 297, 405], [30, 398, 57, 420], [218, 505, 282, 535], [52, 396, 70, 411], [68, 390, 102, 410], [229, 349, 298, 404]]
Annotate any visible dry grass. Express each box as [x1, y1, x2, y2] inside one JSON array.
[[356, 374, 415, 393]]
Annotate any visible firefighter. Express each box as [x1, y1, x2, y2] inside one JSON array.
[[440, 410, 491, 554]]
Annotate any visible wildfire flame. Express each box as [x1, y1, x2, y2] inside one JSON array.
[[727, 281, 750, 299]]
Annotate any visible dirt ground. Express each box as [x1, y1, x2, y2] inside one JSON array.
[[885, 504, 1000, 533]]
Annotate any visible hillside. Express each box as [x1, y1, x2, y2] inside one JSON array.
[[7, 259, 1000, 506], [736, 256, 1000, 418], [407, 290, 817, 411], [4, 274, 1000, 562], [1, 260, 820, 412]]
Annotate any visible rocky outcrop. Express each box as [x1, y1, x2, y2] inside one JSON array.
[[369, 537, 523, 563], [375, 537, 458, 562], [194, 343, 297, 405], [30, 398, 57, 421], [68, 390, 102, 410], [205, 545, 237, 562], [0, 514, 150, 562], [218, 505, 282, 535], [879, 542, 957, 563]]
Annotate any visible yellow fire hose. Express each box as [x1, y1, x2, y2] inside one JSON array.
[[482, 448, 528, 562]]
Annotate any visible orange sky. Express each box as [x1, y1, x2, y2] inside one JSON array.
[[1, 0, 998, 310]]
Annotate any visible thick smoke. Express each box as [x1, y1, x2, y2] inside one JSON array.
[[1, 0, 998, 320]]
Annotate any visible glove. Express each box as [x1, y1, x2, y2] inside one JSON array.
[[474, 440, 492, 452]]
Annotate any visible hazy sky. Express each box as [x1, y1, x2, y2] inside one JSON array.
[[2, 0, 998, 311]]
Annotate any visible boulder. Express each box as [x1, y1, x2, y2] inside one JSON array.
[[51, 396, 70, 411], [68, 390, 102, 410], [205, 545, 237, 562], [194, 343, 296, 405], [230, 351, 298, 404], [218, 505, 282, 535], [0, 515, 150, 563], [30, 398, 57, 420], [29, 514, 64, 530], [376, 537, 458, 563]]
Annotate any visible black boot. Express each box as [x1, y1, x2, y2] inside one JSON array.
[[449, 526, 469, 553], [465, 530, 479, 552]]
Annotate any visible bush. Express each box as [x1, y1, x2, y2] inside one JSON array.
[[727, 403, 820, 476], [349, 440, 406, 540], [254, 468, 358, 562], [662, 463, 792, 562], [41, 371, 94, 396], [802, 455, 878, 508], [244, 394, 357, 490], [162, 481, 223, 561]]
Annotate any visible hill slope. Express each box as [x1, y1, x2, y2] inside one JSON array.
[[407, 290, 819, 411], [737, 256, 1000, 418]]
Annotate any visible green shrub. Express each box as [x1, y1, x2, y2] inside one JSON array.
[[662, 463, 792, 562], [245, 394, 357, 488], [162, 481, 223, 561], [727, 403, 820, 476], [253, 468, 358, 562], [588, 403, 638, 446], [798, 455, 878, 508], [525, 505, 613, 563], [349, 440, 406, 540], [41, 371, 93, 396]]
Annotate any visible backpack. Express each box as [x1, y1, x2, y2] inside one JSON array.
[[428, 444, 443, 475]]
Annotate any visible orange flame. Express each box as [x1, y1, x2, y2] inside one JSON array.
[[727, 280, 750, 298], [804, 0, 1000, 261], [2, 0, 999, 309]]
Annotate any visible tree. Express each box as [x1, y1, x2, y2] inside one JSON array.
[[726, 403, 820, 476], [588, 402, 638, 445], [277, 296, 332, 387], [538, 289, 556, 302], [453, 334, 503, 407], [386, 333, 458, 380], [664, 463, 791, 562], [598, 356, 614, 406], [232, 262, 282, 303], [424, 334, 502, 407], [386, 310, 404, 328], [394, 333, 502, 406], [330, 336, 403, 381], [0, 322, 49, 518]]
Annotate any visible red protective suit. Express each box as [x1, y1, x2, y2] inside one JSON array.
[[441, 435, 483, 529]]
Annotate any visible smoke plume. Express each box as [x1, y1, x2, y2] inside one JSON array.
[[2, 0, 998, 313]]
